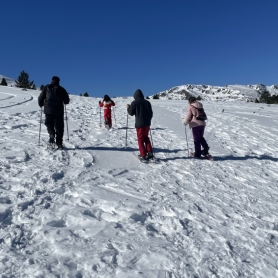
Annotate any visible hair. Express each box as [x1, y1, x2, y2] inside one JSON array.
[[188, 96, 196, 104]]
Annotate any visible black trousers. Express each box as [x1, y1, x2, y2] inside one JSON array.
[[45, 114, 64, 145]]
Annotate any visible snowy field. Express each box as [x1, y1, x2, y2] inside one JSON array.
[[0, 86, 278, 278]]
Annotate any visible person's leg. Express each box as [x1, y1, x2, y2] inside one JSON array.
[[199, 126, 209, 154], [192, 126, 202, 157], [45, 114, 55, 142], [136, 127, 147, 157], [108, 117, 112, 127], [54, 115, 64, 146], [143, 126, 152, 153]]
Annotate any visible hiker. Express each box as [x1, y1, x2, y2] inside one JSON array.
[[126, 89, 154, 162], [38, 76, 70, 149], [99, 95, 115, 128], [182, 96, 209, 158]]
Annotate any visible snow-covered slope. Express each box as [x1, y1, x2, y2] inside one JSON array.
[[156, 84, 278, 101], [1, 86, 278, 277], [0, 74, 15, 86]]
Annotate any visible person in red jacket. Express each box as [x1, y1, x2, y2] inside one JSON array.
[[99, 95, 115, 128]]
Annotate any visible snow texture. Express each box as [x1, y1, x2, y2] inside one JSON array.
[[0, 85, 278, 278]]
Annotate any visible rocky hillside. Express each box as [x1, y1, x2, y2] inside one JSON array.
[[156, 84, 278, 101]]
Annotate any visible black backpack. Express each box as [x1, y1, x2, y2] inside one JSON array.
[[46, 86, 62, 106], [191, 105, 207, 121]]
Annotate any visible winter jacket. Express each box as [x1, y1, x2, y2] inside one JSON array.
[[99, 100, 115, 119], [184, 101, 206, 129], [127, 89, 153, 128], [38, 84, 69, 115]]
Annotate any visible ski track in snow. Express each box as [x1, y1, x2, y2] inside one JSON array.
[[0, 88, 278, 278]]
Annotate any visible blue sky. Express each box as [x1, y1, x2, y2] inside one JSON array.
[[1, 0, 278, 97]]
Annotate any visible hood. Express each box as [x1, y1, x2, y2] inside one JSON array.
[[133, 89, 144, 100], [103, 95, 111, 102]]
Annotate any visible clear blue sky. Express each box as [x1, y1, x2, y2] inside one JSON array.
[[1, 0, 277, 97]]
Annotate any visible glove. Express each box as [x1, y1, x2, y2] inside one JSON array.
[[126, 104, 130, 109], [99, 101, 101, 104], [182, 118, 188, 126]]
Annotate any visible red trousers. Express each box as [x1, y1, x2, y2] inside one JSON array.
[[136, 126, 152, 157]]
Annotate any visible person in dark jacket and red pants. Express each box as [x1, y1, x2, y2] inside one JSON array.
[[99, 95, 115, 129], [127, 89, 154, 162], [38, 76, 70, 149]]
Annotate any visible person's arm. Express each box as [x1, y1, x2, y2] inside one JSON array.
[[182, 106, 193, 125], [111, 100, 115, 106], [149, 102, 153, 119], [127, 102, 136, 116], [99, 101, 104, 107], [62, 88, 70, 105], [38, 86, 47, 107]]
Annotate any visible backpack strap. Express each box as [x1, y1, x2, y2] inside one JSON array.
[[190, 104, 198, 118]]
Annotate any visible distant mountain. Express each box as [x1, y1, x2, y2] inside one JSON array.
[[0, 74, 15, 86], [155, 84, 278, 101]]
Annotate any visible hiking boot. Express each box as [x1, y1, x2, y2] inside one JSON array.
[[104, 119, 109, 125], [57, 144, 64, 150], [201, 147, 210, 156], [147, 152, 154, 159], [48, 135, 55, 144], [138, 155, 149, 163]]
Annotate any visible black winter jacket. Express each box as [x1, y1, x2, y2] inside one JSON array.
[[38, 84, 70, 115], [127, 89, 153, 128]]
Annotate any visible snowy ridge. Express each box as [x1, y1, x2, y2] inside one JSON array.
[[157, 84, 278, 101], [0, 86, 278, 277]]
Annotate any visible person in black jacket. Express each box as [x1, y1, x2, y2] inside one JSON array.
[[38, 76, 70, 149], [127, 89, 153, 162]]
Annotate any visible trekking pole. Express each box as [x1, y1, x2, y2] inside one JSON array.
[[99, 106, 102, 127], [38, 107, 43, 145], [113, 107, 117, 126], [185, 126, 189, 157], [149, 127, 155, 154], [65, 105, 69, 141], [125, 112, 128, 148]]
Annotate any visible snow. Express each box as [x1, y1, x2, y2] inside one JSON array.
[[156, 84, 278, 101], [0, 85, 278, 277]]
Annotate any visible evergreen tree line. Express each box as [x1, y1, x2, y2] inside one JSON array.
[[1, 71, 36, 90]]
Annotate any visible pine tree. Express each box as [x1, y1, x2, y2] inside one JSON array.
[[0, 78, 7, 86], [84, 92, 89, 97], [15, 71, 34, 89]]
